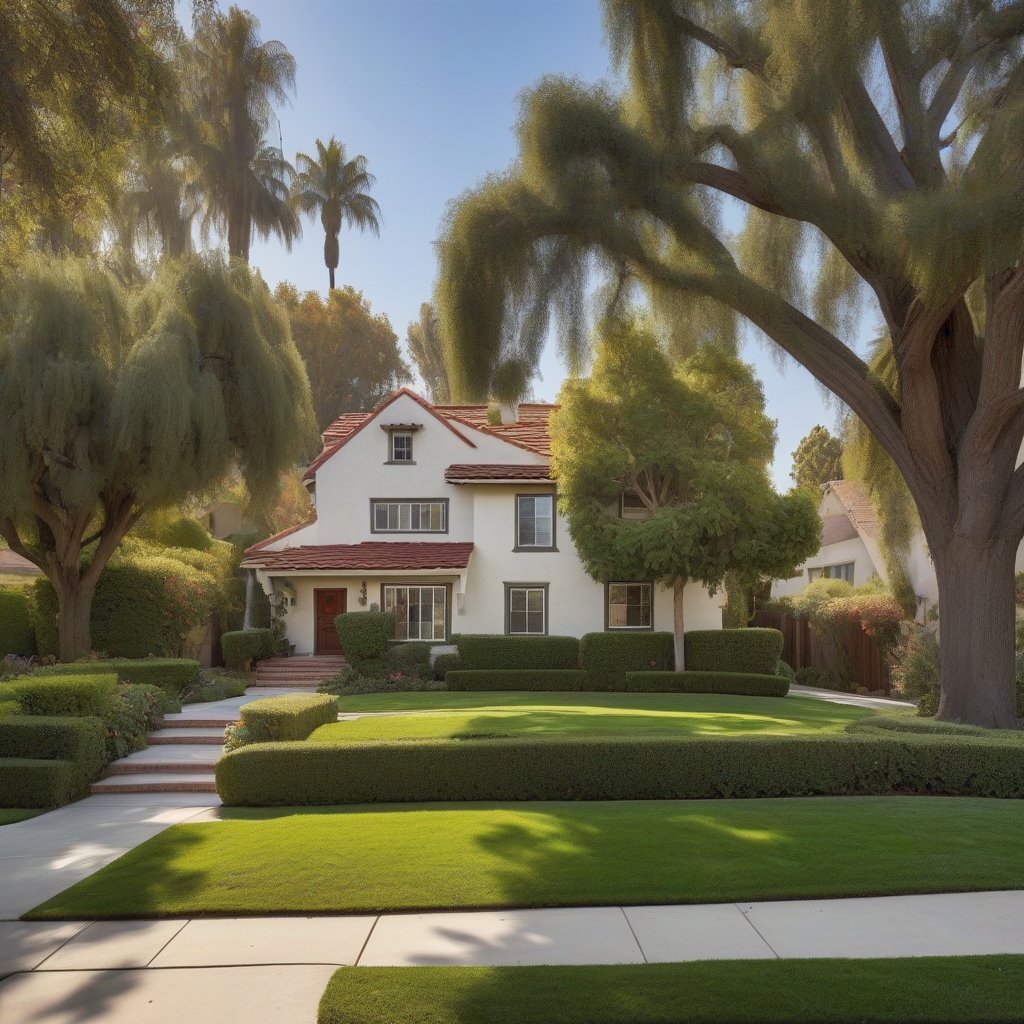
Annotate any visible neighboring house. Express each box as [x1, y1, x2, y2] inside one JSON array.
[[241, 388, 724, 655], [201, 500, 246, 541]]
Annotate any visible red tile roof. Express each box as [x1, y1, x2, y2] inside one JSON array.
[[825, 480, 880, 538], [444, 463, 553, 483], [241, 541, 474, 572], [244, 517, 318, 555], [435, 403, 556, 457]]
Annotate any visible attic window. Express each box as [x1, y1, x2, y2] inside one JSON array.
[[391, 432, 413, 462]]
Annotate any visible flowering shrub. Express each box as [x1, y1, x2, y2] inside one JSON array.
[[103, 683, 175, 762], [809, 593, 906, 690]]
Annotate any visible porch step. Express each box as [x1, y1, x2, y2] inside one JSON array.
[[163, 715, 238, 729], [91, 774, 218, 794], [108, 759, 217, 775], [255, 655, 345, 687], [147, 728, 227, 745]]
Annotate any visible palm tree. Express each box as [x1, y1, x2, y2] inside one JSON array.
[[185, 5, 299, 262], [291, 137, 381, 289]]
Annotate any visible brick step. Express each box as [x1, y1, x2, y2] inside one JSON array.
[[109, 759, 217, 775], [91, 774, 218, 794], [148, 728, 226, 745], [163, 716, 238, 728]]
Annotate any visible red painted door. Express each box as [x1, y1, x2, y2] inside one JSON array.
[[315, 589, 347, 654]]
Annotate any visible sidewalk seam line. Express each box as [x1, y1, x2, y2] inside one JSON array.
[[354, 916, 379, 967], [736, 903, 780, 959], [619, 906, 648, 963], [146, 918, 192, 966], [31, 920, 95, 971]]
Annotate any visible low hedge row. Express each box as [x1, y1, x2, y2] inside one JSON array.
[[0, 715, 106, 805], [579, 632, 675, 690], [453, 635, 580, 671], [684, 629, 783, 675], [216, 733, 1024, 806], [335, 612, 394, 663], [239, 694, 339, 742], [6, 674, 118, 717], [625, 672, 790, 697], [446, 670, 591, 692], [0, 590, 35, 657], [34, 660, 200, 698], [221, 629, 280, 672]]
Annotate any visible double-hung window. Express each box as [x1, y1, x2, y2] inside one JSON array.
[[516, 494, 555, 549], [607, 583, 652, 629], [372, 500, 447, 533], [808, 562, 854, 583], [390, 432, 413, 462], [384, 585, 447, 640], [506, 584, 547, 634]]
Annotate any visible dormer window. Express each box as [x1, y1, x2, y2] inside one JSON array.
[[391, 432, 413, 462]]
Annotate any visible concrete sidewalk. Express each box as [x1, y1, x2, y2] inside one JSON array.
[[2, 891, 1023, 1023]]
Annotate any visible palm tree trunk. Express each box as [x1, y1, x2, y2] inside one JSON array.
[[329, 266, 335, 290]]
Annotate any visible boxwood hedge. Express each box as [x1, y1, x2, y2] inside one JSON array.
[[446, 670, 591, 692], [215, 733, 1024, 806], [221, 630, 278, 672], [6, 674, 118, 717], [239, 694, 339, 742], [334, 612, 395, 663], [684, 629, 784, 675], [625, 671, 790, 697], [0, 715, 106, 805], [579, 632, 675, 689], [0, 590, 35, 657], [0, 760, 77, 808], [34, 659, 199, 698], [453, 635, 580, 671]]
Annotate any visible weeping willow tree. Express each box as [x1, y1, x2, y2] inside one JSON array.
[[437, 0, 1024, 728], [0, 255, 318, 661]]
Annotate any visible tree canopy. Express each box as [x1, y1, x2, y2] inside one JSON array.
[[0, 254, 317, 660], [551, 319, 820, 666], [407, 302, 451, 404], [791, 426, 844, 492], [437, 0, 1024, 727], [275, 282, 412, 431]]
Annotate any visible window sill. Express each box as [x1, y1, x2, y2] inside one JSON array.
[[512, 546, 558, 553], [384, 460, 417, 465], [371, 531, 449, 535]]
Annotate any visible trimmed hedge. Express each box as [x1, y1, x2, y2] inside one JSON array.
[[6, 674, 118, 717], [454, 635, 580, 671], [684, 629, 783, 675], [334, 612, 395, 662], [446, 670, 591, 692], [221, 630, 278, 672], [580, 632, 675, 690], [34, 659, 199, 698], [0, 590, 35, 657], [625, 671, 790, 697], [239, 694, 339, 742], [216, 732, 1024, 806], [0, 715, 106, 805], [432, 653, 461, 681]]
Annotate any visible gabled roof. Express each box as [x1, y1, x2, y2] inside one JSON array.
[[445, 463, 553, 483], [241, 541, 474, 572], [823, 480, 880, 538], [244, 516, 318, 555]]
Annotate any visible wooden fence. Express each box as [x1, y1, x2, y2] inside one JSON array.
[[752, 608, 890, 693]]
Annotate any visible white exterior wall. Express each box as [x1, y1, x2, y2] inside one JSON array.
[[772, 536, 878, 598]]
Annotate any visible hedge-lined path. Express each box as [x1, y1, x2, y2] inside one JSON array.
[[3, 891, 1024, 1022], [90, 686, 316, 795]]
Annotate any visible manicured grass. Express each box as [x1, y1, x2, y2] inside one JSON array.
[[27, 796, 1024, 919], [0, 808, 42, 826], [326, 692, 867, 741], [318, 958, 1024, 1023]]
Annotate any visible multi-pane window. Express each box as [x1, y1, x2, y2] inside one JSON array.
[[620, 493, 651, 521], [808, 562, 854, 583], [508, 586, 546, 634], [607, 583, 652, 629], [390, 432, 413, 462], [384, 586, 446, 640], [373, 501, 446, 532], [516, 494, 554, 548]]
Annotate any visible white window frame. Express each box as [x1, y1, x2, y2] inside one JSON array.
[[515, 493, 555, 550], [384, 585, 447, 641], [606, 582, 653, 630], [390, 431, 414, 462], [372, 500, 448, 533]]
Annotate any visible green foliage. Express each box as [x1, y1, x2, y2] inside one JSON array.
[[550, 321, 821, 612], [791, 426, 844, 491], [795, 666, 838, 690], [134, 511, 212, 552], [782, 578, 854, 620], [104, 684, 169, 762], [892, 624, 942, 715], [333, 612, 394, 666], [0, 715, 106, 805], [453, 635, 580, 671], [216, 732, 1024, 806], [810, 593, 906, 689], [221, 630, 279, 672], [445, 670, 591, 692], [238, 694, 339, 743], [407, 302, 451, 404], [7, 675, 118, 717], [684, 629, 783, 675], [33, 659, 197, 700], [0, 590, 35, 656], [179, 669, 247, 705], [431, 653, 462, 681], [625, 672, 789, 696], [579, 632, 675, 690], [776, 660, 796, 682]]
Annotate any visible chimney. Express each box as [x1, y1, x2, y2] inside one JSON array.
[[499, 401, 519, 424]]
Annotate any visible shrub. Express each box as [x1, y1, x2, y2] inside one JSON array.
[[431, 652, 461, 681], [446, 670, 591, 692], [1, 654, 35, 682], [0, 760, 77, 808], [238, 694, 339, 743], [811, 593, 906, 688], [179, 669, 248, 704], [317, 675, 447, 697], [579, 632, 675, 690], [216, 732, 1024, 806], [334, 612, 395, 664], [625, 671, 790, 696], [7, 674, 118, 717], [891, 623, 941, 714], [385, 642, 434, 677], [795, 665, 838, 690], [0, 715, 106, 803], [104, 684, 171, 762], [454, 635, 580, 671], [684, 629, 783, 675], [0, 590, 35, 657], [34, 659, 198, 700], [775, 660, 795, 682], [221, 630, 278, 672]]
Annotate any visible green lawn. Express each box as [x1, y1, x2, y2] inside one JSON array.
[[27, 796, 1024, 919], [321, 692, 867, 743], [319, 958, 1024, 1023], [0, 809, 41, 826]]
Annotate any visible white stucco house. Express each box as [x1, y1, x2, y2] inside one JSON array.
[[241, 388, 724, 655]]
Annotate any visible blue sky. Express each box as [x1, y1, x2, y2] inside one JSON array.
[[210, 0, 847, 488]]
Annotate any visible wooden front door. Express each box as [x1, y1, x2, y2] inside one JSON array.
[[315, 589, 347, 654]]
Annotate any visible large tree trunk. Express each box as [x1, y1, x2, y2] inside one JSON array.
[[328, 265, 335, 290], [53, 574, 97, 663], [673, 576, 685, 671], [933, 536, 1018, 728]]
